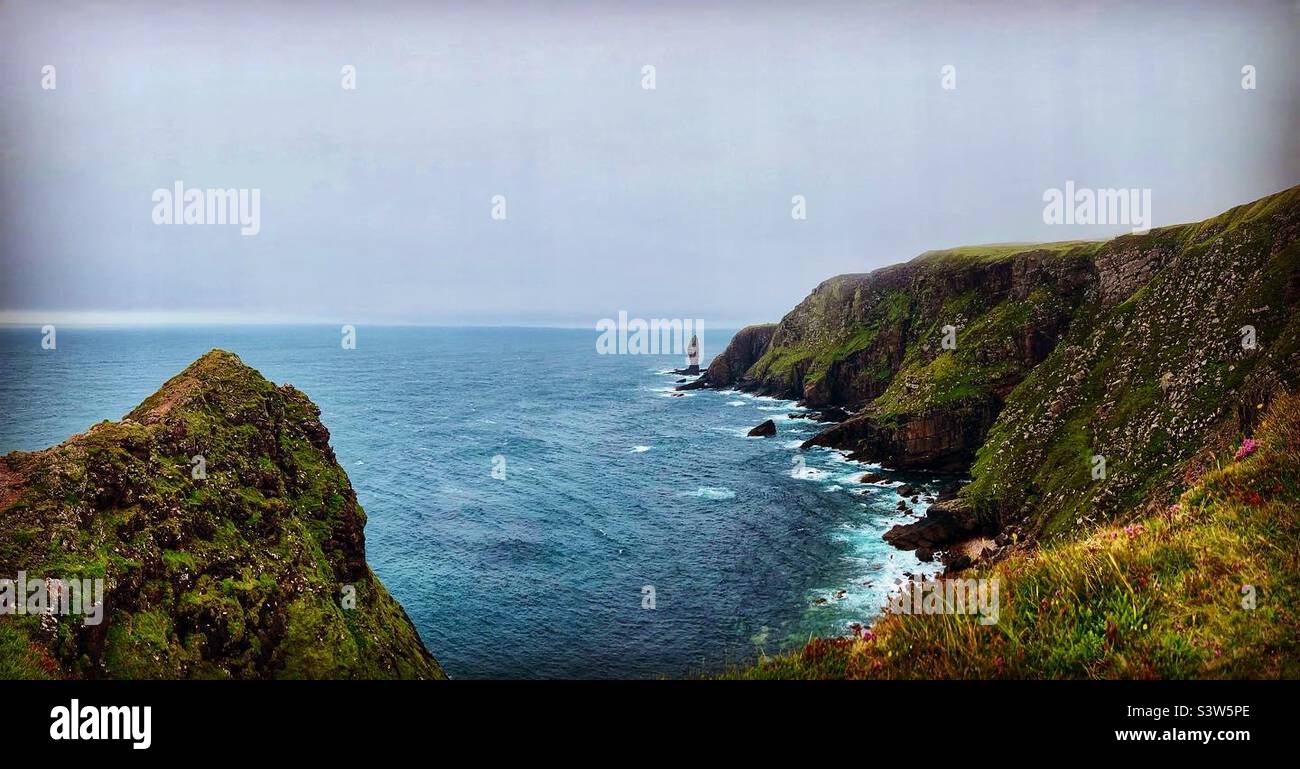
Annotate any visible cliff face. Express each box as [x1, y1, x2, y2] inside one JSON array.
[[0, 350, 444, 680], [742, 242, 1096, 471], [709, 185, 1300, 536], [706, 323, 777, 387], [966, 187, 1300, 538]]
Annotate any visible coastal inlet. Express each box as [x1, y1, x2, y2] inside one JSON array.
[[0, 325, 942, 679]]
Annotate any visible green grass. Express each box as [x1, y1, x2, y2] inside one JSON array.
[[728, 392, 1300, 679], [913, 240, 1104, 265]]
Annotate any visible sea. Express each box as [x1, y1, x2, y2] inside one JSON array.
[[0, 325, 942, 678]]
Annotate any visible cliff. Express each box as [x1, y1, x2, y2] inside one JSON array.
[[733, 389, 1300, 679], [744, 242, 1096, 470], [706, 323, 778, 387], [966, 187, 1300, 539], [707, 185, 1300, 539], [0, 350, 445, 680], [727, 185, 1300, 680]]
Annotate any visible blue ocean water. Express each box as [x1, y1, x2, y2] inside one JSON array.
[[0, 326, 941, 678]]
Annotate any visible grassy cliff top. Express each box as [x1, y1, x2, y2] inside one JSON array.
[[0, 349, 444, 680], [914, 239, 1105, 265]]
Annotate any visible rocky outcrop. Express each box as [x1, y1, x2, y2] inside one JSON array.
[[803, 399, 1001, 472], [789, 407, 851, 423], [1093, 240, 1173, 307], [747, 419, 777, 437], [882, 498, 987, 552], [0, 350, 445, 680], [709, 323, 777, 387]]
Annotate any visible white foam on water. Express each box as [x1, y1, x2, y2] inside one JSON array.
[[790, 465, 830, 481], [679, 486, 736, 500], [629, 445, 651, 453]]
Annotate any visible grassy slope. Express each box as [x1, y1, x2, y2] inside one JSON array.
[[731, 391, 1300, 679], [0, 350, 444, 680]]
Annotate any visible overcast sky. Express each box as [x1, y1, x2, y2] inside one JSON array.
[[1, 0, 1297, 326]]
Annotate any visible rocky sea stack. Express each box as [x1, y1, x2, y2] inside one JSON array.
[[0, 350, 444, 679]]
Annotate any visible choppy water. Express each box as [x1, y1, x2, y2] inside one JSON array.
[[0, 326, 941, 678]]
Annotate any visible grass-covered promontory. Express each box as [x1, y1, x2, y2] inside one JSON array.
[[0, 350, 444, 679]]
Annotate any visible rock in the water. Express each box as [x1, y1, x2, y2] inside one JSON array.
[[860, 472, 886, 483], [747, 419, 777, 437], [883, 498, 985, 553], [675, 376, 711, 391], [815, 407, 851, 423]]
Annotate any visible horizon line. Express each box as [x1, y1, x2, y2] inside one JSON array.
[[0, 310, 759, 329]]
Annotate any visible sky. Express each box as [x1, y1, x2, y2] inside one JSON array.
[[1, 0, 1297, 326]]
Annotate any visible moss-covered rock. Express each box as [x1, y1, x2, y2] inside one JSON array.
[[0, 350, 445, 680]]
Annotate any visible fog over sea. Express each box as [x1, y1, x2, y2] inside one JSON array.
[[0, 325, 941, 678]]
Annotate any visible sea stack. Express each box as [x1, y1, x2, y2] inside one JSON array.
[[684, 333, 701, 375]]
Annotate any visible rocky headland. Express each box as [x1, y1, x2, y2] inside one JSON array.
[[0, 350, 444, 679], [686, 185, 1300, 570]]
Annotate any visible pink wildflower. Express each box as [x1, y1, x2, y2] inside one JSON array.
[[1234, 438, 1259, 461]]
